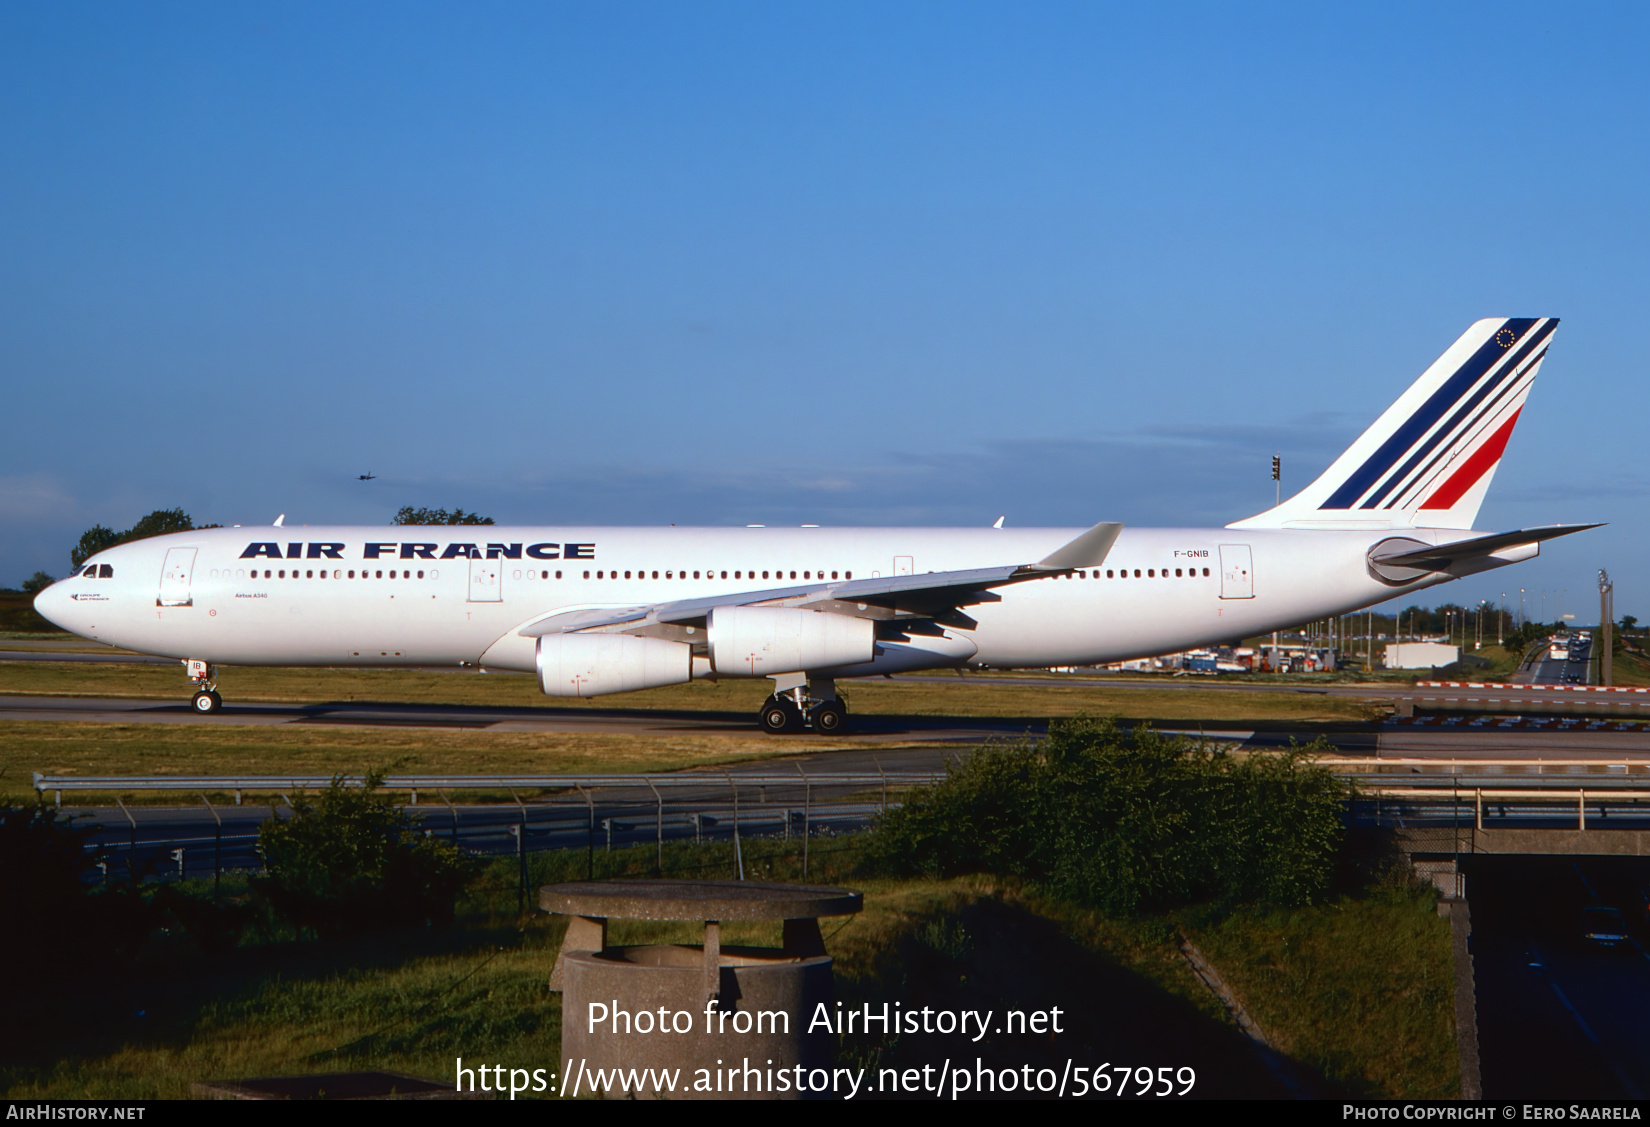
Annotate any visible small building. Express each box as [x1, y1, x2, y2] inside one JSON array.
[[1383, 642, 1460, 670]]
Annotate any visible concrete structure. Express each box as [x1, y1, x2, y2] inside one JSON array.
[[1384, 641, 1460, 669], [543, 879, 861, 1100]]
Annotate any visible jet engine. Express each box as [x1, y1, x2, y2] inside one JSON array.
[[537, 633, 691, 697], [707, 606, 874, 676]]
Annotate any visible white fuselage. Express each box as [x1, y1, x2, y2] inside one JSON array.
[[36, 523, 1457, 676]]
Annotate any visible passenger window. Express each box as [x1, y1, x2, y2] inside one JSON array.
[[348, 570, 355, 579], [790, 571, 797, 579], [278, 570, 286, 579], [1147, 569, 1154, 578], [99, 564, 113, 578], [624, 571, 631, 580], [721, 571, 728, 579], [831, 571, 838, 579], [418, 570, 425, 579], [305, 570, 313, 578], [845, 571, 852, 579], [762, 571, 769, 579], [652, 570, 659, 579], [376, 570, 383, 579], [556, 570, 562, 579], [735, 571, 741, 579], [583, 571, 590, 579], [1202, 567, 1210, 576], [1176, 568, 1183, 577], [1133, 570, 1141, 578], [513, 570, 522, 580], [1107, 570, 1113, 578], [597, 571, 604, 579], [693, 571, 700, 579], [664, 571, 671, 579]]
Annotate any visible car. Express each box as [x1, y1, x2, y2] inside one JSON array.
[[1581, 906, 1630, 948]]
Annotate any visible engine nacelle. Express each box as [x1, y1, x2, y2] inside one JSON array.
[[537, 633, 692, 697], [708, 606, 874, 676]]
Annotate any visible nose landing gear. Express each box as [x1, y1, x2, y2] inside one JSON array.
[[185, 659, 223, 714], [758, 677, 847, 735]]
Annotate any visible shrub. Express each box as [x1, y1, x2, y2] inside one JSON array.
[[0, 801, 153, 973], [866, 717, 1347, 915], [252, 772, 480, 938]]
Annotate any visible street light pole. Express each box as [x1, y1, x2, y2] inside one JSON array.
[[1600, 569, 1614, 688]]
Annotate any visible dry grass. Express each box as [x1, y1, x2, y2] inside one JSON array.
[[0, 720, 874, 803], [0, 659, 1383, 724]]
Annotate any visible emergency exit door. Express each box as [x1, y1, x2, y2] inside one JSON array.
[[158, 547, 197, 606], [468, 558, 502, 602], [1218, 544, 1254, 599]]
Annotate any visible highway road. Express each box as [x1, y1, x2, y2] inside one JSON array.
[[1469, 854, 1650, 1098], [1527, 634, 1594, 686]]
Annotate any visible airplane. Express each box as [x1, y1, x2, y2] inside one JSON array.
[[35, 317, 1597, 733], [358, 473, 376, 481]]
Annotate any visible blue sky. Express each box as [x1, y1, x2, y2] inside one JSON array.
[[2, 2, 1645, 622]]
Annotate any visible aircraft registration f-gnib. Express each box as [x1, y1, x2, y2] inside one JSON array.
[[36, 317, 1597, 732]]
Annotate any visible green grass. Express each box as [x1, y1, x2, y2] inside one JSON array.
[[1179, 888, 1457, 1098], [1, 832, 1456, 1100]]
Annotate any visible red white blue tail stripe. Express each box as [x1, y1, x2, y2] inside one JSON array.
[[1231, 317, 1558, 531]]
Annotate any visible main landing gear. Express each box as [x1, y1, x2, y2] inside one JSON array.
[[185, 659, 223, 715], [759, 677, 847, 735]]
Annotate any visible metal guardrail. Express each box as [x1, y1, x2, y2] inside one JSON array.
[[33, 769, 948, 803]]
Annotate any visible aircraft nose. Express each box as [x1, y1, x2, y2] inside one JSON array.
[[32, 580, 76, 631]]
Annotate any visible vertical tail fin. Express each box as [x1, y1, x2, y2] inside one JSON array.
[[1229, 317, 1558, 531]]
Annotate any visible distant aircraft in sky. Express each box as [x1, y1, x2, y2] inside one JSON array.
[[358, 473, 377, 481], [37, 318, 1596, 732]]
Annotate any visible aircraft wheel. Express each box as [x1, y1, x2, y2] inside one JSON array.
[[759, 697, 803, 734], [811, 701, 846, 733], [192, 689, 223, 715]]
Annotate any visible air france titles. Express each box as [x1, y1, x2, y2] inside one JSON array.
[[238, 542, 595, 561]]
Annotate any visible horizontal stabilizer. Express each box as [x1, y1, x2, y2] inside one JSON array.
[[1369, 523, 1602, 573]]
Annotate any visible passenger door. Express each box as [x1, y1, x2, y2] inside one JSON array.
[[468, 557, 502, 602], [1218, 544, 1254, 599], [158, 548, 197, 606]]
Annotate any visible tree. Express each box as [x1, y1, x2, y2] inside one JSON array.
[[867, 717, 1347, 915], [20, 571, 54, 594], [392, 506, 494, 526], [69, 508, 219, 569], [70, 526, 119, 570]]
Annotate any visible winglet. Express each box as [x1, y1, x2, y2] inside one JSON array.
[[1034, 521, 1123, 570]]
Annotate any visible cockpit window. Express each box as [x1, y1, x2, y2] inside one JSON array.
[[98, 564, 113, 578], [82, 565, 97, 577]]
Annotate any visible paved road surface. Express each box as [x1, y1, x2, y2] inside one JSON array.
[[1469, 854, 1650, 1098], [1528, 635, 1594, 686]]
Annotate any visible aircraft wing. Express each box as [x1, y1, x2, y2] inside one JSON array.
[[1370, 523, 1602, 571], [518, 521, 1123, 637]]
